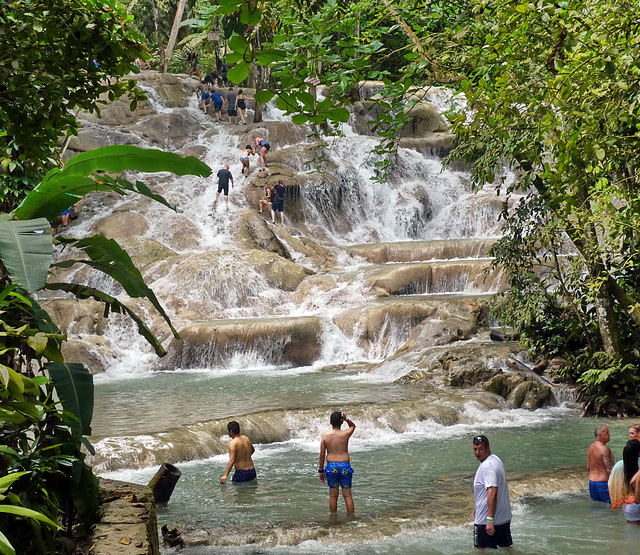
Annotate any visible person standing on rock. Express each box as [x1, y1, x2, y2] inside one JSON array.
[[226, 88, 238, 125], [211, 90, 223, 123], [255, 136, 270, 171], [241, 144, 254, 177], [587, 425, 614, 503], [472, 435, 513, 549], [220, 421, 256, 484], [319, 411, 356, 514], [270, 179, 285, 225], [214, 164, 234, 209]]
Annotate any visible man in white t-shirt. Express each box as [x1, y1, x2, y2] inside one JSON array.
[[473, 435, 513, 549]]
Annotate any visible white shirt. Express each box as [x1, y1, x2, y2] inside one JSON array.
[[474, 453, 512, 525]]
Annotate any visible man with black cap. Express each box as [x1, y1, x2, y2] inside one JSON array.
[[472, 435, 513, 549]]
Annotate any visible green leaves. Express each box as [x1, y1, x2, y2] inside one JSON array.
[[52, 234, 178, 340], [0, 218, 51, 293], [12, 145, 211, 221], [45, 363, 93, 435]]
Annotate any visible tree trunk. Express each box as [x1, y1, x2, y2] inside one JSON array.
[[252, 30, 268, 123], [163, 0, 187, 73], [152, 0, 166, 72]]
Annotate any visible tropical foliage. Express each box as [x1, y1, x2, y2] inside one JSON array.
[[0, 0, 149, 211], [0, 146, 211, 553], [408, 0, 640, 414]]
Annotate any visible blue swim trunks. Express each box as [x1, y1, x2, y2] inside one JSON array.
[[232, 468, 256, 483], [589, 480, 611, 503], [325, 462, 354, 489]]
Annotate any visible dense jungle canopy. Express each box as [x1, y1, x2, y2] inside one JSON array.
[[2, 0, 640, 551]]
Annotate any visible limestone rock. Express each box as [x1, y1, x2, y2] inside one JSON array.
[[133, 112, 204, 150], [168, 316, 323, 368], [93, 211, 149, 239], [402, 101, 448, 136], [240, 213, 292, 258]]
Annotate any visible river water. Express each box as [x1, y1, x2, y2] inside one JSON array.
[[71, 76, 640, 552]]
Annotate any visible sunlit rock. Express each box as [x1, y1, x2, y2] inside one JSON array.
[[167, 316, 323, 368]]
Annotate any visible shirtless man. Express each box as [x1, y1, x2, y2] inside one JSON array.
[[319, 411, 356, 513], [220, 421, 256, 484], [587, 425, 614, 503]]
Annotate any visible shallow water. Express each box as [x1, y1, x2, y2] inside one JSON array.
[[101, 404, 637, 553]]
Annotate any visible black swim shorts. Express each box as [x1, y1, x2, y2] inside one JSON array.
[[473, 521, 513, 549]]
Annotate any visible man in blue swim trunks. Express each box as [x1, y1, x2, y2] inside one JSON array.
[[319, 411, 356, 513], [220, 421, 256, 484], [587, 425, 614, 503]]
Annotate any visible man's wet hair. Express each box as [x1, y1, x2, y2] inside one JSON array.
[[330, 411, 343, 428], [227, 421, 240, 435], [473, 434, 490, 447]]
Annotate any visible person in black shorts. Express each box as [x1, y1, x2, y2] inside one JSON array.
[[236, 90, 251, 124], [255, 136, 270, 171], [472, 435, 513, 549], [214, 164, 234, 209], [270, 179, 285, 225], [226, 88, 238, 125]]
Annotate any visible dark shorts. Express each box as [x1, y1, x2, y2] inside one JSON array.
[[214, 102, 222, 112], [272, 199, 284, 212], [228, 109, 237, 116], [232, 468, 256, 483], [474, 521, 513, 549], [589, 480, 611, 503], [324, 462, 353, 489], [218, 184, 229, 195]]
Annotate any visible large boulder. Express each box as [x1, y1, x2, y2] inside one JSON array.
[[402, 101, 448, 136], [132, 71, 196, 108], [166, 316, 323, 368], [92, 210, 149, 239], [239, 212, 291, 258], [132, 112, 204, 150]]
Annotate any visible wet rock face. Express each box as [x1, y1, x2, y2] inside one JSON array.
[[167, 316, 323, 369]]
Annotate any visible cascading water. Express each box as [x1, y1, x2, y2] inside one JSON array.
[[53, 73, 625, 552]]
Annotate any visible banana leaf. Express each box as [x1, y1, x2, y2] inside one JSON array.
[[12, 146, 211, 221], [44, 283, 168, 356], [0, 218, 52, 293], [52, 235, 178, 338], [45, 362, 93, 435]]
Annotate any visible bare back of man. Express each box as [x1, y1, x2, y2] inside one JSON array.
[[220, 421, 256, 484], [319, 411, 356, 513], [587, 427, 613, 481]]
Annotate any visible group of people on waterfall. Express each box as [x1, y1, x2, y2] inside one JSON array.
[[213, 136, 281, 222]]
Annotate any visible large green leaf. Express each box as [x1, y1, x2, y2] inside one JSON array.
[[12, 146, 211, 221], [52, 235, 178, 338], [0, 505, 61, 530], [44, 283, 168, 357], [0, 472, 30, 492], [45, 362, 93, 435], [0, 218, 52, 293], [0, 529, 15, 555]]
